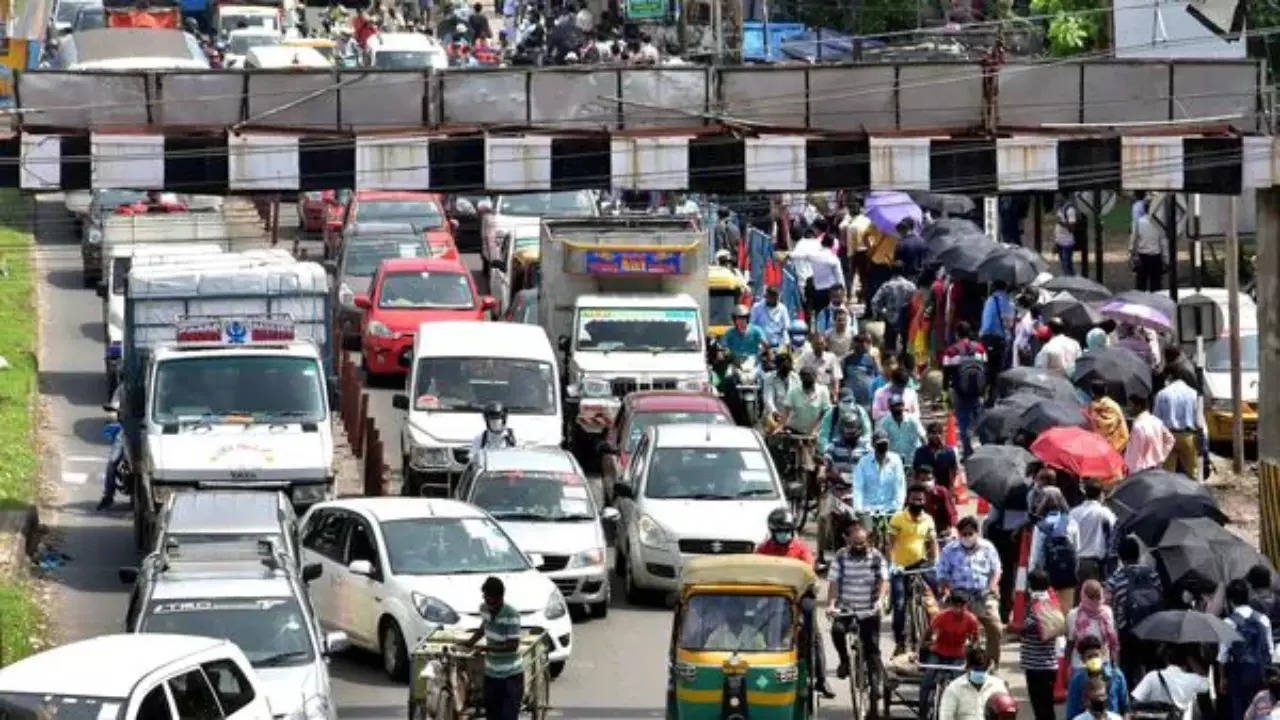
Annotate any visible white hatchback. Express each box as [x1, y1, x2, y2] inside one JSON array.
[[298, 497, 574, 681]]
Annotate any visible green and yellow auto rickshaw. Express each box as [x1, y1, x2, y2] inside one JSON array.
[[667, 555, 819, 720]]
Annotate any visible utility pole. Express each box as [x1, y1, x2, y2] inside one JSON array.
[[1167, 194, 1179, 301], [1227, 194, 1245, 472], [1091, 188, 1103, 281]]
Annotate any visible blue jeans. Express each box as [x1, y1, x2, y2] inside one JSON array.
[[950, 393, 981, 458], [1057, 244, 1075, 275], [890, 562, 937, 645], [101, 433, 124, 502]]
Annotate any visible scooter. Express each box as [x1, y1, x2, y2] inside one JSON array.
[[731, 354, 761, 427]]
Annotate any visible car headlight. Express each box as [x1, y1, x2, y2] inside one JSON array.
[[544, 590, 567, 620], [287, 695, 331, 720], [367, 320, 397, 338], [638, 514, 672, 549], [412, 591, 460, 624], [291, 483, 329, 505], [677, 376, 709, 392], [580, 377, 611, 398], [568, 547, 605, 569], [411, 446, 451, 467], [338, 282, 355, 308]]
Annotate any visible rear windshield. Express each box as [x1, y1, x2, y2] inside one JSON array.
[[0, 694, 124, 719]]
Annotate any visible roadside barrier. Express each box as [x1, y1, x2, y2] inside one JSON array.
[[337, 350, 389, 496], [1261, 460, 1280, 567]]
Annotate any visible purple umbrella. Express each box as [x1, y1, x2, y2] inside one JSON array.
[[864, 191, 924, 237], [1101, 298, 1172, 332]]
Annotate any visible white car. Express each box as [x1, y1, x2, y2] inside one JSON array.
[[223, 28, 281, 68], [612, 423, 789, 601], [478, 190, 599, 314], [457, 447, 617, 618], [0, 633, 273, 719], [298, 497, 574, 681]]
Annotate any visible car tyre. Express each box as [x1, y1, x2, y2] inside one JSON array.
[[549, 660, 565, 679], [623, 551, 649, 605], [589, 600, 609, 619], [380, 619, 409, 682]]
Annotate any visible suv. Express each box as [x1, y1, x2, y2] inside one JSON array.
[[457, 447, 617, 618], [154, 490, 299, 563], [120, 541, 341, 720], [0, 634, 273, 719], [612, 423, 788, 603]]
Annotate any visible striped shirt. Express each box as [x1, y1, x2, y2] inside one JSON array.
[[830, 547, 886, 615], [480, 602, 523, 678], [1104, 564, 1161, 631], [1020, 592, 1061, 671]]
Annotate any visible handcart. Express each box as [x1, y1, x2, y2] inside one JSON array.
[[407, 626, 551, 719]]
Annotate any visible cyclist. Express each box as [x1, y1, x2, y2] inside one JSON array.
[[887, 483, 940, 656], [938, 646, 1009, 720], [826, 520, 888, 684], [851, 430, 906, 516], [919, 590, 981, 719], [816, 403, 871, 563], [937, 516, 1006, 668], [756, 508, 835, 698]]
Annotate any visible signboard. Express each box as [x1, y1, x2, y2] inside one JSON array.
[[624, 0, 665, 20], [584, 249, 683, 275], [176, 316, 295, 345]]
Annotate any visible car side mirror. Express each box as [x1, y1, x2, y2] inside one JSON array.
[[612, 482, 633, 500], [348, 559, 374, 577], [558, 335, 571, 353], [602, 507, 620, 523], [527, 552, 545, 569], [324, 630, 350, 655], [302, 562, 323, 583], [118, 566, 138, 585], [392, 393, 410, 411], [95, 285, 106, 299], [475, 199, 493, 215], [397, 348, 412, 369], [481, 296, 498, 312], [353, 294, 372, 310]]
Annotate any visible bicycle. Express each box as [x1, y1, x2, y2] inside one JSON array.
[[830, 607, 882, 720], [896, 565, 934, 651], [917, 661, 966, 720], [861, 510, 896, 561], [774, 430, 820, 530]]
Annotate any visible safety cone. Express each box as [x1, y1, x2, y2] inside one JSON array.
[[945, 411, 958, 448], [1054, 652, 1070, 702], [953, 467, 971, 506], [1008, 529, 1032, 632]]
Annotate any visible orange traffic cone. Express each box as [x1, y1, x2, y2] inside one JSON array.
[[945, 411, 959, 447], [1054, 652, 1070, 702], [953, 467, 970, 506], [1008, 529, 1032, 632]]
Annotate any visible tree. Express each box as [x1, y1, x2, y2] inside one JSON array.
[[1028, 0, 1106, 55]]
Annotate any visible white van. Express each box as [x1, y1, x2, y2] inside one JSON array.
[[1173, 287, 1259, 443], [367, 31, 447, 69], [393, 321, 562, 496]]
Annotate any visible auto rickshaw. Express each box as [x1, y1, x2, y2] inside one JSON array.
[[707, 265, 751, 338], [667, 555, 818, 720]]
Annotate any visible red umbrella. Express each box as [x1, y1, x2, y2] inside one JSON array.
[[1029, 426, 1126, 480]]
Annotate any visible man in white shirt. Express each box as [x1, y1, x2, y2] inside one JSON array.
[[791, 224, 846, 317], [799, 332, 842, 399], [1130, 208, 1169, 293], [1131, 655, 1210, 720], [1035, 318, 1082, 376], [1069, 479, 1116, 584], [1219, 579, 1276, 720]]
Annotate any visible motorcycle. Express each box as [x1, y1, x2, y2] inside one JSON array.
[[731, 354, 761, 427]]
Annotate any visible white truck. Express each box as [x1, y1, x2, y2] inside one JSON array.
[[92, 210, 231, 289], [537, 217, 710, 453], [120, 255, 334, 550]]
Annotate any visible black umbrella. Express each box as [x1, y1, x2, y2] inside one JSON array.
[[1113, 290, 1177, 324], [1042, 275, 1113, 302], [977, 393, 1041, 444], [1071, 346, 1154, 400], [964, 445, 1038, 505], [1008, 244, 1049, 274], [910, 191, 977, 217], [1110, 468, 1217, 517], [936, 238, 997, 276], [977, 247, 1041, 287], [995, 367, 1084, 405], [1156, 517, 1272, 594], [1040, 292, 1103, 330], [1114, 494, 1229, 547], [1133, 610, 1241, 645], [1017, 399, 1090, 436]]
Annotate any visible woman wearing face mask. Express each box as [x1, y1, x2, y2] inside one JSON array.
[[938, 645, 1008, 720], [1241, 665, 1280, 719], [1072, 677, 1123, 720], [1066, 580, 1120, 670]]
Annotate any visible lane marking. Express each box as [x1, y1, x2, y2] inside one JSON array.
[[65, 455, 106, 464], [61, 471, 88, 485]]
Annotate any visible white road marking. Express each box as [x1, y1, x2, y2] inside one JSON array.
[[65, 455, 106, 464], [61, 471, 88, 485]]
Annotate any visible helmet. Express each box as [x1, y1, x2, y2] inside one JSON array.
[[767, 507, 796, 533], [788, 319, 808, 335], [483, 402, 507, 423], [732, 304, 749, 319], [984, 693, 1018, 720]]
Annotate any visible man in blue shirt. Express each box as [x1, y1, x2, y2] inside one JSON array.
[[812, 286, 847, 335], [749, 285, 790, 348], [935, 516, 1004, 667], [852, 431, 905, 515], [722, 305, 766, 361], [842, 332, 880, 410], [979, 279, 1015, 404]]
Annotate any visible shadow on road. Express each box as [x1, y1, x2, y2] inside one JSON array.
[[45, 268, 87, 290], [39, 370, 105, 408], [80, 321, 104, 343], [39, 505, 136, 595], [72, 416, 108, 445]]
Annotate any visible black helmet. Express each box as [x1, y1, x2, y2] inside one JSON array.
[[767, 507, 796, 533], [483, 402, 507, 422]]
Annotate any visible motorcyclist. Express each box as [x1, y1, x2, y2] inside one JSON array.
[[784, 319, 810, 357], [470, 402, 516, 455], [816, 401, 869, 563], [721, 305, 766, 361]]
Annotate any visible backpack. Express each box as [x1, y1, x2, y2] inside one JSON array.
[[1039, 514, 1078, 588], [1228, 609, 1270, 667], [954, 341, 986, 400], [1251, 591, 1280, 647], [1129, 671, 1185, 720], [1121, 566, 1164, 630]]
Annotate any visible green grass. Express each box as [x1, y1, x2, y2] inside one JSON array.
[[0, 575, 39, 665], [0, 190, 36, 507]]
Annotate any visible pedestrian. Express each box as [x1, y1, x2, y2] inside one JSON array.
[[1130, 204, 1168, 293], [871, 364, 920, 423], [887, 483, 939, 655], [1130, 645, 1210, 720], [1124, 393, 1175, 474], [1242, 665, 1280, 720], [1087, 380, 1129, 452], [936, 516, 1005, 667], [793, 219, 845, 317], [979, 279, 1016, 402], [813, 285, 847, 335], [1066, 579, 1120, 669], [1221, 578, 1276, 720], [863, 215, 898, 305], [819, 397, 871, 465], [877, 395, 925, 465], [921, 590, 982, 717], [1035, 317, 1083, 376], [1104, 534, 1165, 689], [914, 465, 958, 537], [826, 305, 856, 357], [1065, 635, 1130, 719], [1115, 322, 1157, 368], [1021, 569, 1065, 720], [942, 321, 987, 458], [799, 332, 842, 399], [938, 645, 1010, 720], [895, 217, 927, 280], [842, 331, 880, 410], [1029, 486, 1082, 608], [1070, 480, 1116, 585], [871, 262, 915, 357], [914, 420, 960, 492], [714, 208, 741, 258], [749, 285, 790, 349], [97, 410, 125, 511], [1160, 345, 1200, 391], [1154, 374, 1207, 481], [826, 520, 888, 683], [1072, 676, 1125, 720], [1011, 290, 1041, 368], [1055, 193, 1079, 276], [465, 577, 524, 720], [1248, 564, 1280, 652]]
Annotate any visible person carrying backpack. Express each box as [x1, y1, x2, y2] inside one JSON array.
[[1105, 535, 1165, 689], [1029, 487, 1082, 607], [1220, 579, 1276, 720], [1247, 564, 1280, 653], [942, 321, 987, 458]]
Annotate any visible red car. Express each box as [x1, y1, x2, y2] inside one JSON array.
[[328, 191, 456, 260], [599, 391, 735, 504], [298, 190, 347, 234], [355, 256, 497, 378]]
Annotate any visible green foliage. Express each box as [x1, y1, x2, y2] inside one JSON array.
[[1029, 0, 1105, 55], [0, 191, 35, 508]]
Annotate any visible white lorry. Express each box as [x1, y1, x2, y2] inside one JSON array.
[[120, 255, 334, 550], [93, 210, 231, 289], [537, 217, 710, 453]]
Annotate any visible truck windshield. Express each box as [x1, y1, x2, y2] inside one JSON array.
[[576, 307, 701, 353], [497, 191, 595, 216], [413, 357, 555, 414], [143, 597, 315, 667], [152, 355, 326, 424], [1200, 334, 1259, 372], [0, 694, 124, 719], [229, 33, 280, 55]]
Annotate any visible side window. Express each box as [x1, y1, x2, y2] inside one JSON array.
[[610, 407, 626, 446], [456, 464, 478, 500], [345, 519, 380, 574], [202, 660, 255, 716], [302, 510, 348, 562], [627, 436, 649, 487], [167, 669, 222, 720], [135, 685, 174, 720]]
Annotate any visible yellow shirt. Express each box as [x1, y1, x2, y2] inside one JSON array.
[[854, 214, 898, 266], [889, 508, 935, 568]]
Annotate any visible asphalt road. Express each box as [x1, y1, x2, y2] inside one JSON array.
[[35, 195, 1038, 719]]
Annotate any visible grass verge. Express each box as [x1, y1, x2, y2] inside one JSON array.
[[0, 189, 35, 507], [0, 574, 39, 665]]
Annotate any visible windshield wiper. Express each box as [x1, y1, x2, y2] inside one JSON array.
[[662, 493, 735, 500], [735, 488, 778, 497], [552, 514, 596, 522], [490, 511, 551, 521], [254, 649, 310, 667]]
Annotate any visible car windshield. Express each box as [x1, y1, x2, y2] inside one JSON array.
[[627, 411, 730, 450], [221, 15, 274, 32], [56, 0, 91, 22], [95, 189, 147, 214], [575, 307, 701, 353], [473, 471, 594, 521], [142, 597, 315, 667], [373, 50, 430, 68], [74, 7, 105, 28], [644, 448, 778, 499], [358, 199, 445, 228], [680, 594, 792, 652], [1199, 334, 1259, 372], [709, 290, 738, 327], [110, 256, 131, 296], [413, 357, 555, 414], [378, 270, 474, 309], [344, 239, 426, 276], [0, 694, 124, 719], [152, 355, 326, 424], [229, 34, 279, 54], [380, 517, 529, 575], [496, 191, 595, 216]]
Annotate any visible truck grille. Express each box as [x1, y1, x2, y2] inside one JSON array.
[[611, 377, 678, 398], [537, 554, 569, 572], [678, 539, 755, 555]]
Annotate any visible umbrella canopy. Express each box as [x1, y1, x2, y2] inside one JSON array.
[[977, 247, 1041, 287], [1114, 494, 1229, 547], [1133, 610, 1241, 645], [1156, 517, 1271, 594], [978, 393, 1042, 444], [1109, 468, 1217, 517], [1040, 292, 1103, 330], [864, 191, 923, 236], [908, 191, 976, 217], [1071, 346, 1154, 400], [995, 367, 1084, 405], [1113, 290, 1177, 323], [936, 237, 997, 276], [1017, 399, 1090, 436], [1007, 245, 1049, 274], [1101, 298, 1173, 332], [1030, 426, 1126, 479], [964, 445, 1038, 505], [1041, 275, 1113, 302]]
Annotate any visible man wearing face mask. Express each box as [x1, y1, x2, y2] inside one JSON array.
[[938, 645, 1009, 720], [826, 520, 888, 684], [471, 402, 517, 456], [1071, 678, 1123, 720], [757, 508, 836, 698], [1064, 635, 1130, 720], [937, 516, 1005, 667], [851, 430, 906, 517], [887, 483, 939, 656]]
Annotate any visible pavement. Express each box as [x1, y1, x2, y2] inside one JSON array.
[[33, 194, 1046, 718]]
